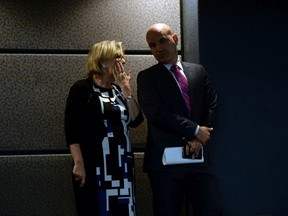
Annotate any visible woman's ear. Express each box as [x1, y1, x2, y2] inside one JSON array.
[[101, 63, 108, 68]]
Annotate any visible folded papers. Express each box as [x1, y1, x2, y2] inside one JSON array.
[[162, 147, 204, 165]]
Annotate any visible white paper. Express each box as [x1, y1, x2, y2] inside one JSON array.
[[162, 147, 204, 165]]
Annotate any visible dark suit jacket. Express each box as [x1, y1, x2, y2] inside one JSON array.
[[137, 62, 217, 173]]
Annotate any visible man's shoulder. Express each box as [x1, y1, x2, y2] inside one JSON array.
[[138, 63, 164, 78], [181, 61, 203, 70], [140, 63, 162, 72]]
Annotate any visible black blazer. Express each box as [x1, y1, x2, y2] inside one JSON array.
[[137, 62, 217, 172]]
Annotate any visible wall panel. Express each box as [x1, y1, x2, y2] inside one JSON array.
[[0, 54, 85, 152], [0, 154, 76, 216], [0, 54, 156, 152], [0, 0, 181, 50]]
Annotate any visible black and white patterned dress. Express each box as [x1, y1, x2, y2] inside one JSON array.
[[65, 78, 143, 216], [93, 84, 136, 216]]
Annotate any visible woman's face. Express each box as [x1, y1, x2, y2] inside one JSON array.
[[104, 54, 126, 81]]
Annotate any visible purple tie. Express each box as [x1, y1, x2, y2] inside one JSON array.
[[170, 64, 191, 113]]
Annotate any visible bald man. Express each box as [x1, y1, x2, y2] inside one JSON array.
[[137, 23, 222, 216]]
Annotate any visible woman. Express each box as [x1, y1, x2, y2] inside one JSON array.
[[65, 40, 143, 216]]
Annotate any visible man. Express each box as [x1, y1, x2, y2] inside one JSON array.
[[137, 23, 222, 216]]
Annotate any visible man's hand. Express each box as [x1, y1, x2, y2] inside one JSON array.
[[196, 126, 213, 145], [185, 138, 202, 159]]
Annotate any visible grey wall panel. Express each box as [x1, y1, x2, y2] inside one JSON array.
[[0, 54, 86, 152], [0, 54, 156, 152], [0, 0, 181, 50], [0, 154, 76, 216]]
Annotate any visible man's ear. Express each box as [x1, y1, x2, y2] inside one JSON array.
[[172, 33, 179, 44]]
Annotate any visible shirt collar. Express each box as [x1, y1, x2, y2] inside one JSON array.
[[164, 59, 183, 71]]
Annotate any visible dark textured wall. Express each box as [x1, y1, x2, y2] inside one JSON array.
[[199, 0, 288, 215], [0, 0, 183, 215], [0, 0, 181, 50]]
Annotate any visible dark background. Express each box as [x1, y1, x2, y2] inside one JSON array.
[[198, 0, 288, 215]]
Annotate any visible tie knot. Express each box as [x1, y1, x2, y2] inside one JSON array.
[[171, 64, 181, 76], [171, 64, 179, 71]]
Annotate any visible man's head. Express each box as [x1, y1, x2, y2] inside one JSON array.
[[146, 23, 179, 64]]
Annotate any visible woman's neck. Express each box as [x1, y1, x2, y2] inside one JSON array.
[[92, 74, 113, 89]]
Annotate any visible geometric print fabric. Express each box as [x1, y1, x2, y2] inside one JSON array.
[[93, 85, 136, 216]]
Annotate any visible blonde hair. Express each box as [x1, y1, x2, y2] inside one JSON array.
[[85, 40, 124, 78]]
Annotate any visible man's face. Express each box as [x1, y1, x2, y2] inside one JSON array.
[[146, 30, 178, 64]]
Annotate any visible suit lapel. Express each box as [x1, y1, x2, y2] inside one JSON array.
[[155, 63, 183, 98], [155, 63, 190, 116], [181, 62, 195, 88]]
